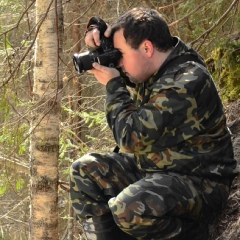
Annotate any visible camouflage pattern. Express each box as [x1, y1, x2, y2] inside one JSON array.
[[69, 37, 237, 239], [105, 37, 237, 178], [70, 152, 230, 239], [70, 153, 143, 219]]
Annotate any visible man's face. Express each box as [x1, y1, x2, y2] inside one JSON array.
[[113, 28, 152, 84]]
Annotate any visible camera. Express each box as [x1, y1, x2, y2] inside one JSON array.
[[73, 17, 122, 73]]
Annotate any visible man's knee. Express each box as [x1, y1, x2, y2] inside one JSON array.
[[108, 188, 145, 230], [108, 196, 133, 230], [70, 153, 96, 173], [70, 153, 96, 190]]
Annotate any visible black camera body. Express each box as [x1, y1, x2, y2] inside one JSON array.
[[73, 17, 122, 73]]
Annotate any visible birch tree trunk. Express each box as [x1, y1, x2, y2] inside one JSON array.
[[29, 0, 63, 239]]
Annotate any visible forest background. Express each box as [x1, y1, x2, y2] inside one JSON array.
[[0, 0, 239, 239]]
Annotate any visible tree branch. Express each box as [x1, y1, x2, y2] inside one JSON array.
[[159, 0, 187, 11], [0, 197, 29, 221], [0, 153, 29, 174], [168, 0, 211, 27], [0, 0, 55, 89], [190, 0, 239, 45]]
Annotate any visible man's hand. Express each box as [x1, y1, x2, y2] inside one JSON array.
[[85, 24, 112, 48], [84, 20, 119, 85], [87, 62, 120, 85]]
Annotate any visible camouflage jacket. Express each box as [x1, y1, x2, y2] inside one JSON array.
[[105, 37, 237, 179]]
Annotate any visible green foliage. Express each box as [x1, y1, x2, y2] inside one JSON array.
[[59, 108, 114, 168], [81, 111, 108, 130], [0, 171, 11, 196], [0, 169, 26, 196], [0, 122, 29, 156], [0, 87, 30, 155], [163, 0, 239, 59], [0, 181, 8, 196], [0, 0, 21, 11], [15, 177, 25, 191], [59, 135, 86, 160], [206, 41, 240, 101], [0, 89, 11, 122]]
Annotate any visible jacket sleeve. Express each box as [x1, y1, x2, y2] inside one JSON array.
[[105, 71, 202, 154]]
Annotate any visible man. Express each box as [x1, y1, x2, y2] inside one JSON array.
[[70, 7, 237, 240]]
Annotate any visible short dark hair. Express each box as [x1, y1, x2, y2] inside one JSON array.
[[111, 7, 174, 52]]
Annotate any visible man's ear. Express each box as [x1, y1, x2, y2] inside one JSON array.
[[141, 40, 154, 57]]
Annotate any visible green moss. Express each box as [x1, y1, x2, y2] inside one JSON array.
[[206, 41, 240, 101]]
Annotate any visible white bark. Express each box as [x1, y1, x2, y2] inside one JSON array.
[[29, 0, 63, 239]]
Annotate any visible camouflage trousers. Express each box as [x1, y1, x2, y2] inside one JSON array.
[[69, 152, 230, 239]]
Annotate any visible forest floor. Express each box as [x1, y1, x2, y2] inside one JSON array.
[[209, 100, 240, 240], [209, 176, 239, 240]]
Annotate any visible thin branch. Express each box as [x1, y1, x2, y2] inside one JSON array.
[[190, 0, 239, 45], [0, 197, 29, 220], [197, 14, 235, 53], [0, 0, 36, 37], [168, 0, 211, 27], [0, 0, 55, 89], [171, 0, 180, 37], [3, 216, 29, 226], [159, 0, 187, 11], [0, 153, 29, 174], [64, 0, 96, 30]]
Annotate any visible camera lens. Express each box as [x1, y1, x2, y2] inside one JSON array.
[[73, 52, 94, 73]]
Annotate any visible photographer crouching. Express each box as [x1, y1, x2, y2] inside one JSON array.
[[69, 7, 238, 240]]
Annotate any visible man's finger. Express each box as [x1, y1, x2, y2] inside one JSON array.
[[104, 24, 112, 38], [92, 29, 101, 46], [85, 29, 100, 47], [92, 62, 109, 72]]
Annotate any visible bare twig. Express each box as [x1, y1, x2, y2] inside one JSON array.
[[64, 0, 97, 30], [0, 0, 55, 89], [3, 216, 29, 226], [0, 197, 29, 220], [159, 0, 187, 11], [190, 0, 239, 45], [168, 0, 211, 27], [0, 0, 36, 37], [0, 152, 29, 174]]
